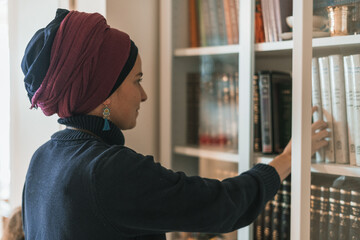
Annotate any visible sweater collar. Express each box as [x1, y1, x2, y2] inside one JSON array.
[[57, 115, 125, 145]]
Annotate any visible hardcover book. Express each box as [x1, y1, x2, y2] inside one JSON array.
[[329, 55, 349, 164]]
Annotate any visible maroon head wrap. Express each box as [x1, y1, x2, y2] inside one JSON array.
[[31, 11, 135, 118]]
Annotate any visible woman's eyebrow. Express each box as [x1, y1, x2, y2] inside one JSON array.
[[136, 72, 143, 77]]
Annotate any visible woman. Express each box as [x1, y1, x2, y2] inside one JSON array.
[[21, 9, 328, 240]]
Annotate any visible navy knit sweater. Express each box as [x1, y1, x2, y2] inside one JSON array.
[[22, 115, 280, 240]]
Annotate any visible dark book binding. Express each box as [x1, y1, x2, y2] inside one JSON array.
[[186, 73, 200, 146], [258, 71, 292, 154], [253, 74, 262, 152]]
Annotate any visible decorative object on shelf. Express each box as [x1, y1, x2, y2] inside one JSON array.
[[281, 15, 329, 40], [328, 5, 353, 36]]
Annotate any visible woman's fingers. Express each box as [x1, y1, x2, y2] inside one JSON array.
[[313, 129, 330, 141], [312, 106, 318, 114], [312, 120, 328, 134], [312, 139, 329, 156]]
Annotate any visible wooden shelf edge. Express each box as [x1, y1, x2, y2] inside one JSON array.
[[174, 35, 360, 57], [255, 156, 360, 177], [311, 163, 360, 177], [174, 45, 240, 56], [174, 146, 238, 163]]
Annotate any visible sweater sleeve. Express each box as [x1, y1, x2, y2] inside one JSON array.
[[92, 147, 280, 237]]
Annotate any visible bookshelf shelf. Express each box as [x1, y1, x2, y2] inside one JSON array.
[[174, 146, 238, 163], [312, 35, 360, 49], [255, 40, 293, 53], [161, 1, 360, 239], [255, 155, 360, 177], [174, 45, 240, 57], [311, 163, 360, 178], [174, 35, 360, 58]]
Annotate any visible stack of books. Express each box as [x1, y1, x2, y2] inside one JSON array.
[[253, 177, 291, 240], [186, 72, 239, 151], [312, 54, 360, 166], [254, 175, 360, 240], [253, 71, 292, 154], [255, 0, 292, 43], [188, 0, 239, 47]]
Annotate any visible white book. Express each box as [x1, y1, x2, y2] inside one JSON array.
[[343, 56, 356, 165], [351, 54, 360, 166], [329, 55, 349, 164], [318, 57, 335, 163], [312, 58, 325, 163]]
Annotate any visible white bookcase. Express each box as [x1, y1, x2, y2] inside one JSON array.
[[159, 0, 360, 239]]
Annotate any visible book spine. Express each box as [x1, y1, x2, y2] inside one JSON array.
[[228, 0, 239, 44], [271, 194, 281, 240], [229, 73, 238, 150], [260, 0, 269, 42], [207, 0, 220, 46], [280, 177, 291, 240], [197, 0, 207, 46], [221, 73, 233, 148], [319, 186, 330, 240], [186, 73, 200, 145], [318, 57, 336, 163], [267, 0, 278, 41], [328, 187, 341, 240], [329, 54, 349, 164], [263, 201, 272, 240], [259, 72, 273, 153], [310, 185, 321, 240], [188, 0, 199, 47], [215, 0, 228, 45], [338, 189, 351, 239], [312, 58, 325, 163], [351, 54, 360, 166], [254, 210, 264, 240], [350, 190, 360, 239], [253, 74, 262, 152], [223, 0, 233, 44], [280, 202, 290, 240], [255, 0, 266, 43], [343, 55, 356, 165], [273, 0, 282, 40], [276, 75, 292, 152]]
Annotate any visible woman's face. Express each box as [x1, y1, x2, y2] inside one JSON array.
[[108, 54, 147, 130]]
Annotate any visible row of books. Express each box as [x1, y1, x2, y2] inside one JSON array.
[[188, 0, 239, 47], [253, 71, 292, 154], [310, 175, 360, 239], [187, 72, 239, 150], [254, 175, 360, 240], [253, 177, 291, 240], [255, 0, 292, 43], [312, 54, 360, 166], [187, 70, 292, 153]]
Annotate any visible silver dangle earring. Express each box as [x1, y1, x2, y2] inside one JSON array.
[[102, 105, 111, 131]]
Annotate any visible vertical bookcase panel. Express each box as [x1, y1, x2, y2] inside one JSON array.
[[161, 0, 360, 240]]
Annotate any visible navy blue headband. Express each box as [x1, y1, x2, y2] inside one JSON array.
[[21, 9, 70, 103], [107, 40, 138, 97]]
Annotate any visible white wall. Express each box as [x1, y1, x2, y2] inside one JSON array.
[[106, 0, 160, 160], [8, 0, 60, 208]]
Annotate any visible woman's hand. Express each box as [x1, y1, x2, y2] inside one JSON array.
[[281, 106, 329, 158], [310, 119, 329, 156], [269, 107, 329, 181]]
